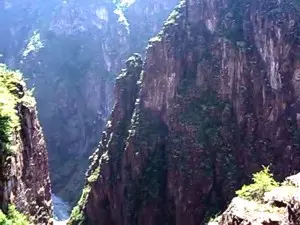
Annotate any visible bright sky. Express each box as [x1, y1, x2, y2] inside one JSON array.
[[119, 0, 136, 7]]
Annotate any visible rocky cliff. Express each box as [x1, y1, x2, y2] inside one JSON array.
[[69, 0, 300, 224], [0, 0, 178, 205], [0, 65, 53, 224]]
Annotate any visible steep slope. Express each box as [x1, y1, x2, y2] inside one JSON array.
[[68, 53, 143, 225], [0, 0, 178, 205], [69, 0, 300, 224], [0, 65, 53, 224]]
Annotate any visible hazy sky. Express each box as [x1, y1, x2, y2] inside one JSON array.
[[119, 0, 136, 7]]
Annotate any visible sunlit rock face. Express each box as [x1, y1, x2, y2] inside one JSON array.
[[0, 0, 178, 206], [0, 67, 53, 225], [69, 0, 300, 224]]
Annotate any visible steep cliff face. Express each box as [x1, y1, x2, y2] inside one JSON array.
[[68, 54, 143, 225], [69, 0, 300, 224], [0, 65, 53, 224], [0, 0, 178, 205]]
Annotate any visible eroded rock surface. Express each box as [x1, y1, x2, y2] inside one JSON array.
[[69, 0, 300, 224]]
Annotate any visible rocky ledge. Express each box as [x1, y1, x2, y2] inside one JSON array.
[[210, 172, 300, 225]]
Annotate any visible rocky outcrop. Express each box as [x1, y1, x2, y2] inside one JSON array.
[[211, 173, 300, 225], [0, 0, 178, 205], [69, 0, 300, 224], [68, 53, 143, 225], [212, 197, 286, 225], [0, 65, 53, 224]]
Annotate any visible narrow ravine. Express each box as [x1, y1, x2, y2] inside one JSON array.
[[52, 194, 71, 225]]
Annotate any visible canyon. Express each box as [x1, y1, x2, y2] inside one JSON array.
[[2, 0, 300, 224], [0, 0, 178, 207], [69, 0, 300, 224]]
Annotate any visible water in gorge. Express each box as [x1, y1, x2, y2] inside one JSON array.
[[52, 194, 71, 225]]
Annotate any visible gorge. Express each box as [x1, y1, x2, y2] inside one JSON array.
[[2, 0, 300, 224], [0, 0, 177, 210], [69, 0, 300, 224]]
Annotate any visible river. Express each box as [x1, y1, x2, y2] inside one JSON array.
[[52, 194, 71, 225]]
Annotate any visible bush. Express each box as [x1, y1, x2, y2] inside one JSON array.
[[0, 65, 21, 153], [0, 64, 35, 153], [236, 166, 279, 202], [0, 205, 29, 225]]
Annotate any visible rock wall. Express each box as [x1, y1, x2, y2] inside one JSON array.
[[69, 0, 300, 224], [0, 0, 178, 205], [0, 65, 53, 224]]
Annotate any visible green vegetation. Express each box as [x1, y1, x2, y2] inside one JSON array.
[[177, 89, 238, 178], [0, 205, 29, 225], [0, 65, 21, 153], [0, 64, 35, 154], [69, 151, 103, 224], [87, 167, 100, 183], [125, 107, 167, 223], [125, 148, 166, 219], [179, 92, 229, 144], [69, 185, 91, 225], [236, 166, 279, 202]]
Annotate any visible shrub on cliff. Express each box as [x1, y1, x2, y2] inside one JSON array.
[[236, 166, 279, 202], [0, 205, 29, 225], [0, 64, 34, 154]]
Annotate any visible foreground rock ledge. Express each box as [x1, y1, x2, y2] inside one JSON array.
[[210, 173, 300, 225]]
